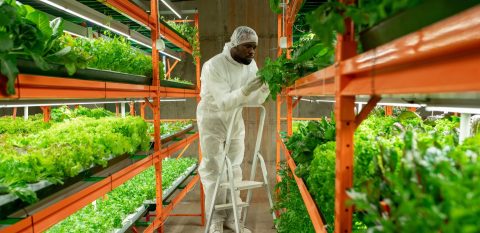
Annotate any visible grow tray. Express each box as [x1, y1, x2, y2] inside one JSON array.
[[17, 59, 153, 86], [157, 124, 195, 145], [160, 79, 196, 90], [0, 151, 148, 220], [145, 163, 198, 210], [360, 0, 478, 51], [113, 163, 198, 233]]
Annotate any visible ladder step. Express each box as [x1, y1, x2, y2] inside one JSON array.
[[214, 202, 249, 211], [220, 181, 264, 191]]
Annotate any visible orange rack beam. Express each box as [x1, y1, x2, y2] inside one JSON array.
[[90, 0, 193, 55], [0, 74, 203, 99], [159, 133, 199, 160], [287, 6, 480, 97], [341, 6, 480, 96], [0, 74, 155, 99], [288, 65, 336, 96], [159, 86, 199, 98], [103, 0, 154, 29], [280, 139, 327, 233]]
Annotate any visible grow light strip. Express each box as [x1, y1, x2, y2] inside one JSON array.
[[160, 0, 182, 19], [128, 38, 182, 61], [0, 99, 187, 108], [425, 107, 480, 114], [38, 0, 131, 38]]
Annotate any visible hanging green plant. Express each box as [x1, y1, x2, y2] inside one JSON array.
[[0, 0, 88, 95], [163, 17, 201, 64]]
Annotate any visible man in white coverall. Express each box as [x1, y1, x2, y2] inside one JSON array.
[[197, 26, 269, 233]]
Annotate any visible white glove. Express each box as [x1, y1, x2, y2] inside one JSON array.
[[241, 78, 263, 96]]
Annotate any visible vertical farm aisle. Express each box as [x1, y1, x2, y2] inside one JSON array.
[[163, 187, 276, 233]]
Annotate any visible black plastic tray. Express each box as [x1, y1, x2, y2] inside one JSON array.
[[17, 59, 153, 85], [359, 0, 478, 51], [0, 153, 131, 220], [160, 79, 196, 90]]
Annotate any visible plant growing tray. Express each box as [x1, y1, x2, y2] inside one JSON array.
[[17, 59, 153, 85], [0, 153, 132, 220], [145, 163, 198, 211], [113, 163, 198, 233], [159, 19, 190, 43], [157, 124, 195, 145], [359, 0, 478, 51], [160, 79, 196, 90]]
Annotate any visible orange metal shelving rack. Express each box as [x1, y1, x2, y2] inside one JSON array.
[[0, 1, 204, 233], [276, 1, 480, 233]]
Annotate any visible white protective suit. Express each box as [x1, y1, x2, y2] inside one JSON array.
[[197, 29, 269, 224]]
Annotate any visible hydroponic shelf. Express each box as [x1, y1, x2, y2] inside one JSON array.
[[277, 3, 480, 233]]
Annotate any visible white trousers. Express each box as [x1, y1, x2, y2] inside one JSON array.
[[197, 107, 244, 224]]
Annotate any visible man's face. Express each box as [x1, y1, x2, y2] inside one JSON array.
[[231, 42, 257, 65]]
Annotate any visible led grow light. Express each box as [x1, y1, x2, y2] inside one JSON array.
[[160, 0, 182, 19], [425, 107, 480, 114], [64, 30, 87, 39], [38, 0, 131, 38]]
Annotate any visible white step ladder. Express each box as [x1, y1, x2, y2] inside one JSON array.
[[205, 105, 276, 233]]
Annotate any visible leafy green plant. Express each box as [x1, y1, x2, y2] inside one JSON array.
[[279, 112, 460, 232], [164, 18, 200, 64], [0, 0, 87, 94], [257, 33, 334, 100], [0, 116, 150, 203], [50, 105, 114, 122], [273, 163, 316, 233], [257, 53, 297, 100], [57, 33, 164, 79], [162, 76, 194, 85], [46, 158, 197, 233], [305, 0, 422, 46]]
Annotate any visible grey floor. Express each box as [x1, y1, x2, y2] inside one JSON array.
[[163, 186, 277, 233]]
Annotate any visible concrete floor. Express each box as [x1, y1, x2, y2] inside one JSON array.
[[163, 185, 276, 233]]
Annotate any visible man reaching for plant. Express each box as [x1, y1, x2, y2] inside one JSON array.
[[197, 26, 269, 233]]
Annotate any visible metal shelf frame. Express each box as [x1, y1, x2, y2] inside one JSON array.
[[276, 2, 480, 233], [0, 1, 204, 232]]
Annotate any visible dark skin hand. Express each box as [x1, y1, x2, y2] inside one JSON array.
[[230, 42, 257, 65]]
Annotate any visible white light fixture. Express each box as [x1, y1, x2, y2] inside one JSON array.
[[160, 0, 182, 18], [425, 106, 480, 115], [156, 39, 166, 51], [279, 37, 287, 49], [160, 51, 181, 61], [38, 0, 131, 38], [128, 37, 152, 49], [64, 30, 87, 39], [0, 99, 187, 108]]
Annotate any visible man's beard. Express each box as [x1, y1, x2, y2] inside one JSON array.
[[240, 58, 252, 65]]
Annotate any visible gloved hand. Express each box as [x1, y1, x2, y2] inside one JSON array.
[[241, 78, 263, 96]]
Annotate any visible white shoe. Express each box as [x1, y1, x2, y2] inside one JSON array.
[[224, 220, 252, 233], [209, 221, 224, 233]]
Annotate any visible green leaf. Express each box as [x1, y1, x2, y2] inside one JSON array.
[[65, 62, 76, 76], [0, 3, 17, 27], [294, 43, 326, 63], [30, 52, 51, 71], [0, 31, 13, 52], [0, 55, 19, 95], [26, 11, 53, 39], [49, 17, 64, 38], [47, 46, 71, 58]]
